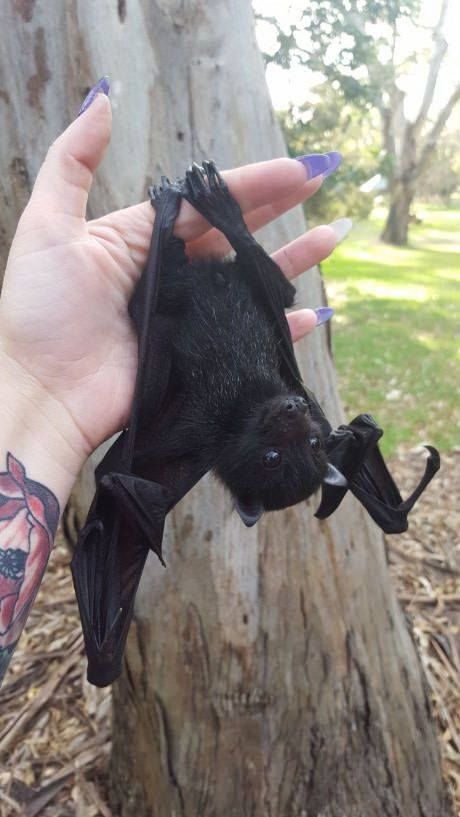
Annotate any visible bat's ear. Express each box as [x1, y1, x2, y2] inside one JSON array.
[[234, 497, 264, 527]]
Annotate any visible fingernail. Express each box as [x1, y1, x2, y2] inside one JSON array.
[[315, 307, 334, 326], [78, 76, 110, 117], [329, 217, 353, 243], [323, 151, 342, 178], [295, 153, 331, 180]]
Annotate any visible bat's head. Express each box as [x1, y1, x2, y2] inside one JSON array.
[[215, 394, 333, 526]]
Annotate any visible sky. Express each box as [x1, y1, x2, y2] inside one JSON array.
[[253, 0, 460, 122]]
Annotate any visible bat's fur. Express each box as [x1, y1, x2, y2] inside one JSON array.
[[143, 255, 327, 519]]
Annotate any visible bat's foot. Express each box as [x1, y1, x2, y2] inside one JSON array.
[[181, 160, 246, 235], [148, 175, 181, 205], [148, 175, 188, 267]]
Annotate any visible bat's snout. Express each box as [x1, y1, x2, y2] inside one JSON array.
[[281, 396, 308, 417]]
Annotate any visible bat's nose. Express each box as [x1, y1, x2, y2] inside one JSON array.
[[282, 396, 308, 416]]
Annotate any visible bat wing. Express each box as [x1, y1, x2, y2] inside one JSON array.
[[71, 450, 208, 687], [70, 469, 167, 686], [315, 414, 440, 533], [72, 181, 208, 686]]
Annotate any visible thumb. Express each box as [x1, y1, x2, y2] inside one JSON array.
[[26, 79, 112, 222]]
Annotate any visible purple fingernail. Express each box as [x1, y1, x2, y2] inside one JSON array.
[[78, 76, 110, 117], [315, 307, 334, 326], [295, 153, 331, 180], [322, 151, 342, 178]]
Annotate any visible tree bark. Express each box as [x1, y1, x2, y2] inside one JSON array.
[[0, 2, 450, 816], [380, 181, 415, 246]]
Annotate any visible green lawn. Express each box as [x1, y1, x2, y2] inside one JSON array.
[[321, 204, 460, 455]]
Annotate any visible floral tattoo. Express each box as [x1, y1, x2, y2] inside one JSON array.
[[0, 453, 59, 683]]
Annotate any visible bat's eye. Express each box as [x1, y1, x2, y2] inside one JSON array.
[[262, 450, 281, 469], [309, 436, 322, 451]]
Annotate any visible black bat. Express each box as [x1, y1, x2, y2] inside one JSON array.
[[71, 161, 440, 687]]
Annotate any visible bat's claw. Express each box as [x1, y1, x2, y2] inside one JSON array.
[[185, 162, 208, 199], [182, 160, 244, 232], [148, 177, 181, 208], [202, 159, 228, 194]]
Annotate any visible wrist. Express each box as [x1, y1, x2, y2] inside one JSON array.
[[0, 354, 87, 509]]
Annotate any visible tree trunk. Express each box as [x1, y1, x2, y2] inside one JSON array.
[[381, 181, 415, 245], [380, 114, 417, 247], [0, 2, 449, 816], [379, 2, 459, 248]]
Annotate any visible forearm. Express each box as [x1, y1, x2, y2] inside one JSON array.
[[0, 357, 85, 683]]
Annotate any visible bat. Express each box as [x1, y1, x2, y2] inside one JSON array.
[[71, 161, 440, 687]]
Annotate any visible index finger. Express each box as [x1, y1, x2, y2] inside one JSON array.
[[93, 158, 315, 252]]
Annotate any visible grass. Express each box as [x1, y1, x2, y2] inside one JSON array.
[[320, 203, 460, 456]]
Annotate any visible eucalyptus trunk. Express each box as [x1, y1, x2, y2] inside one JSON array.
[[380, 110, 417, 247], [381, 180, 415, 246], [379, 0, 460, 247], [0, 1, 449, 816]]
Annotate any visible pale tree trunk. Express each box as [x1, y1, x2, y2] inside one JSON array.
[[380, 91, 417, 246], [0, 2, 450, 816]]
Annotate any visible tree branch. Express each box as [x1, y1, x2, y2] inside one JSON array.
[[413, 0, 449, 133], [415, 82, 460, 179]]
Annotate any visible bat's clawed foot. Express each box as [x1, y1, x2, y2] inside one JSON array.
[[181, 160, 245, 233], [184, 162, 209, 199], [148, 176, 181, 207], [202, 160, 228, 193]]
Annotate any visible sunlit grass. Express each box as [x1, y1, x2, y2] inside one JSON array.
[[320, 204, 460, 455]]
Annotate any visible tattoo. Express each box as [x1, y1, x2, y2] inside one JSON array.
[[0, 453, 59, 684]]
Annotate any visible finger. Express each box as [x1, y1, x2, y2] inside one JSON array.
[[91, 159, 322, 263], [287, 309, 319, 343], [271, 225, 337, 280], [25, 90, 112, 223], [202, 158, 315, 237], [187, 176, 322, 258]]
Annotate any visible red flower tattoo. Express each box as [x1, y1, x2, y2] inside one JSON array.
[[0, 453, 59, 651]]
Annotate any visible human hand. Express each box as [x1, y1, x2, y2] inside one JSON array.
[[0, 85, 343, 488]]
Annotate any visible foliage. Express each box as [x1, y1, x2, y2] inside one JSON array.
[[257, 0, 459, 245], [256, 0, 421, 109], [322, 204, 460, 455], [279, 86, 380, 223]]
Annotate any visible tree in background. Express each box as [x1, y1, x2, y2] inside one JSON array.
[[417, 124, 460, 206], [0, 1, 450, 815], [257, 0, 460, 245], [278, 86, 380, 224]]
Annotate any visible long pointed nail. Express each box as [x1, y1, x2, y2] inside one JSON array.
[[78, 76, 110, 117], [315, 307, 334, 326], [295, 153, 331, 180], [323, 151, 342, 178], [329, 217, 353, 243]]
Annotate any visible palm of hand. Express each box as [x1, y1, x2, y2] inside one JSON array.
[[0, 212, 141, 453], [0, 90, 334, 462]]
